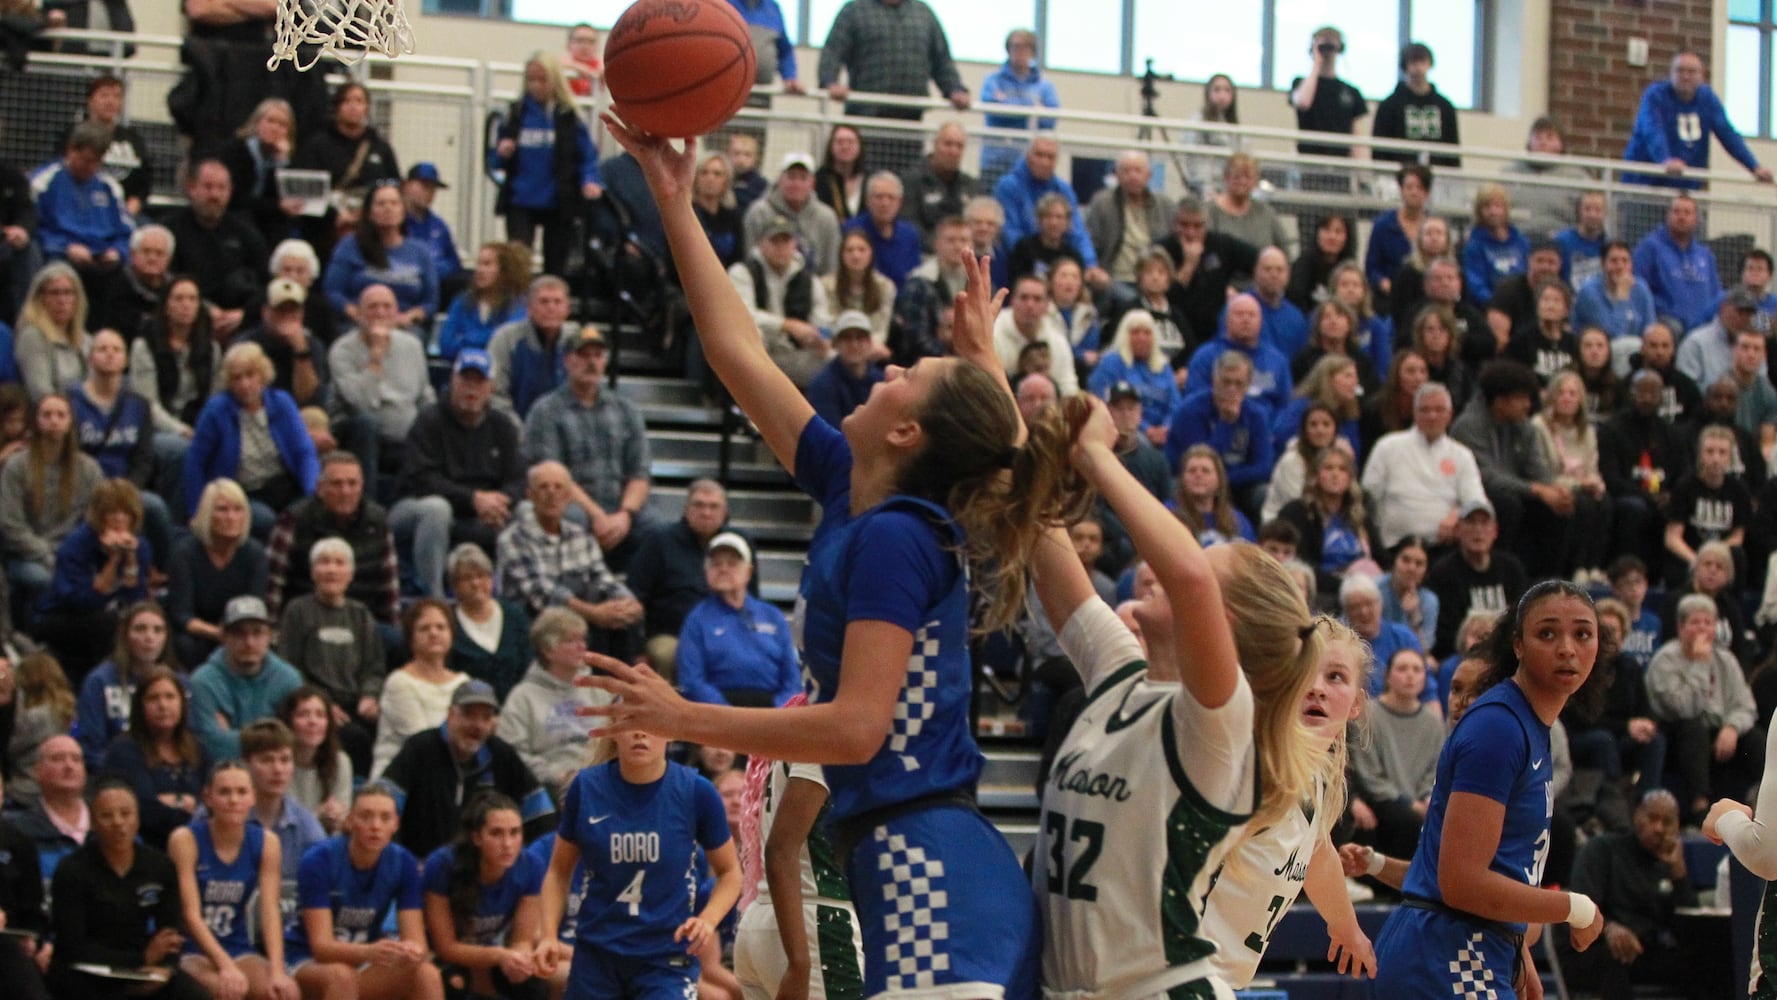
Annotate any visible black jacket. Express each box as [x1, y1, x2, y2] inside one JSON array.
[[0, 816, 43, 932], [1599, 408, 1682, 500], [400, 401, 526, 518], [626, 518, 757, 638], [163, 206, 271, 313], [495, 99, 588, 217], [49, 839, 183, 971], [293, 124, 401, 193], [1372, 83, 1461, 168], [1156, 231, 1260, 349], [381, 728, 551, 858]]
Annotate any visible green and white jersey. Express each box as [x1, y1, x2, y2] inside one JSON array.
[[1719, 722, 1777, 998], [1036, 598, 1257, 999], [757, 761, 850, 906], [1199, 782, 1325, 988]]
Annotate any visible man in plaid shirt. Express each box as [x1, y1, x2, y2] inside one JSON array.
[[266, 451, 401, 625], [818, 0, 969, 166]]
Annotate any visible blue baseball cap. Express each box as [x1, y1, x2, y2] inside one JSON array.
[[453, 348, 493, 377], [406, 162, 448, 188]]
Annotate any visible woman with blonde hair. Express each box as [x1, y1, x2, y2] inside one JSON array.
[[1329, 261, 1392, 376], [15, 261, 88, 401], [1278, 447, 1381, 593], [167, 478, 266, 667], [1176, 444, 1255, 546], [3, 650, 75, 801], [183, 341, 320, 534], [692, 152, 744, 268], [437, 242, 531, 359], [493, 51, 604, 277], [1532, 370, 1611, 583], [1086, 307, 1180, 434], [1210, 152, 1292, 254], [220, 96, 301, 248], [1272, 353, 1363, 461], [1462, 182, 1529, 307], [1293, 298, 1378, 390], [1389, 215, 1453, 333]]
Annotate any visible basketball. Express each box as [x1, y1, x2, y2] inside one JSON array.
[[603, 0, 757, 138]]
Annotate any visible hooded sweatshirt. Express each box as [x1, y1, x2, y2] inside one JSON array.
[[495, 662, 613, 786], [188, 644, 303, 760]]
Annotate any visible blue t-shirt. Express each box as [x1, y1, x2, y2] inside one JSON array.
[[186, 820, 264, 958], [422, 843, 545, 947], [1622, 608, 1661, 670], [557, 760, 730, 958], [286, 835, 423, 959], [791, 417, 985, 820], [1401, 680, 1553, 933]]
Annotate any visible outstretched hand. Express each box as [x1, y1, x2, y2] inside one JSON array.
[[600, 112, 695, 204], [577, 652, 689, 739], [948, 252, 1008, 381]]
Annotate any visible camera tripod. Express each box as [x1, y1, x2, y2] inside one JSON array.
[[1134, 59, 1196, 196]]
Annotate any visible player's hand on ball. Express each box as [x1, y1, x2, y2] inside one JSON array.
[[601, 113, 695, 204]]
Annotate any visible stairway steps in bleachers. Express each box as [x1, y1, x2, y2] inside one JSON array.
[[644, 484, 816, 526]]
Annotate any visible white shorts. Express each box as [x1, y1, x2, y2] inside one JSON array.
[[733, 896, 866, 1000]]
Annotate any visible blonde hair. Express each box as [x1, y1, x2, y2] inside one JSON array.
[[695, 153, 737, 210], [1309, 616, 1369, 837], [1473, 182, 1511, 225], [222, 341, 277, 384], [1106, 309, 1167, 374], [525, 52, 579, 109], [17, 652, 74, 731], [1297, 353, 1361, 422], [190, 477, 249, 546], [18, 261, 88, 351]]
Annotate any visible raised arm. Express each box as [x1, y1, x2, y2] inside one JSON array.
[[600, 116, 812, 472]]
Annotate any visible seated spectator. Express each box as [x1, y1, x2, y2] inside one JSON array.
[[232, 718, 326, 879], [743, 152, 841, 277], [1663, 425, 1750, 585], [1487, 242, 1565, 347], [1262, 402, 1348, 524], [1048, 258, 1100, 367], [625, 481, 741, 674], [1574, 241, 1657, 346], [418, 792, 550, 1000], [93, 224, 172, 339], [1360, 349, 1429, 450], [1278, 447, 1381, 594], [1648, 593, 1763, 820], [1555, 190, 1610, 288], [184, 341, 321, 533], [3, 733, 85, 877], [1167, 351, 1276, 501], [1085, 150, 1173, 290], [488, 275, 574, 420], [1426, 500, 1528, 656], [102, 667, 207, 850], [1251, 247, 1309, 360], [727, 134, 767, 213], [45, 781, 208, 1000], [1679, 286, 1761, 391], [1531, 371, 1613, 582], [1600, 371, 1685, 574], [813, 124, 866, 220], [0, 384, 29, 466], [1172, 445, 1255, 546], [166, 479, 266, 668], [1364, 165, 1432, 307], [4, 652, 73, 804], [1293, 299, 1379, 390], [1575, 327, 1622, 417], [279, 685, 351, 832], [276, 538, 381, 775], [31, 122, 129, 307], [165, 160, 271, 341], [130, 277, 221, 497], [898, 123, 978, 249], [238, 277, 328, 411], [843, 172, 921, 289], [401, 163, 463, 303], [1088, 309, 1180, 442], [64, 75, 155, 208], [1328, 266, 1392, 390], [1342, 575, 1431, 704], [497, 461, 642, 661], [33, 478, 152, 678], [806, 310, 883, 429], [0, 392, 102, 603], [1155, 197, 1260, 346], [1662, 540, 1759, 669], [1286, 214, 1356, 313], [265, 451, 399, 626], [890, 218, 965, 363], [1014, 370, 1056, 419], [1567, 598, 1666, 797], [321, 182, 437, 328], [1349, 647, 1444, 860], [76, 602, 181, 768], [370, 599, 467, 778], [1208, 153, 1292, 255], [14, 261, 89, 402], [1462, 183, 1529, 308], [1388, 218, 1456, 335], [1007, 192, 1086, 285], [1678, 377, 1767, 490], [993, 135, 1102, 286], [70, 329, 170, 566], [730, 216, 833, 388], [1505, 279, 1578, 382], [445, 543, 532, 703], [292, 81, 402, 249], [1379, 536, 1439, 652], [497, 607, 611, 789], [1610, 556, 1664, 669], [1558, 789, 1702, 999], [676, 532, 799, 708], [823, 230, 895, 359], [1272, 354, 1363, 463], [437, 242, 529, 360], [1727, 328, 1777, 447], [0, 767, 48, 998], [380, 679, 553, 858], [268, 239, 338, 350], [692, 152, 744, 269], [187, 595, 302, 761], [1450, 360, 1578, 577], [1093, 382, 1173, 571], [1632, 194, 1719, 334], [218, 98, 299, 252], [964, 194, 1011, 292], [492, 53, 604, 279], [1101, 246, 1191, 364], [328, 283, 434, 486], [1185, 293, 1293, 416]]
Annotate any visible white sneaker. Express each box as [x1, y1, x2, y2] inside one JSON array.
[[1345, 877, 1374, 902]]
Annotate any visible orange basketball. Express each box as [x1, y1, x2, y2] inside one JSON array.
[[603, 0, 757, 138]]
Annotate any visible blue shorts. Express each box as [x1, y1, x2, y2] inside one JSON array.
[[843, 803, 1039, 999], [1371, 904, 1523, 1000], [565, 946, 697, 1000]]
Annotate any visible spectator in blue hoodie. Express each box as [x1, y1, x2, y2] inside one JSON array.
[[1186, 292, 1293, 416], [1365, 165, 1432, 304], [1631, 193, 1720, 333], [33, 478, 153, 679], [992, 135, 1105, 287], [436, 242, 530, 361], [183, 341, 321, 531], [978, 28, 1060, 178], [76, 601, 184, 768], [675, 532, 800, 708], [805, 310, 882, 428], [1625, 50, 1772, 189], [320, 182, 438, 327], [401, 163, 465, 303], [1554, 190, 1609, 288], [187, 595, 303, 761], [31, 121, 131, 304], [492, 52, 604, 279], [1167, 350, 1275, 497], [1461, 182, 1528, 307], [69, 329, 171, 573], [1087, 308, 1181, 437]]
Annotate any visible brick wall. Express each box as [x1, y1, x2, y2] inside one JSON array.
[[1547, 0, 1715, 157]]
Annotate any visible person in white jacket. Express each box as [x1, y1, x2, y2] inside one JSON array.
[[496, 606, 612, 789], [992, 274, 1077, 396]]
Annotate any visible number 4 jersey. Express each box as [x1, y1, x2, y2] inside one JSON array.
[[1035, 598, 1258, 998]]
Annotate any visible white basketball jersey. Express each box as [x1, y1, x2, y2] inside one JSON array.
[[1199, 783, 1325, 988], [1036, 661, 1258, 997], [756, 761, 849, 905]]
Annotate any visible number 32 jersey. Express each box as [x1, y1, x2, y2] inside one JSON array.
[[559, 760, 731, 958]]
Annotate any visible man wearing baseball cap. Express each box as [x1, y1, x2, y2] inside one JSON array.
[[731, 217, 834, 389], [403, 161, 466, 302], [1426, 496, 1529, 657], [391, 346, 526, 597], [188, 595, 305, 760], [742, 150, 840, 275], [379, 678, 556, 857], [674, 532, 802, 708], [241, 275, 328, 407], [806, 308, 883, 427]]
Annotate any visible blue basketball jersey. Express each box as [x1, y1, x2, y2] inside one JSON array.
[[422, 843, 546, 947], [1400, 679, 1554, 932], [791, 418, 984, 820], [286, 835, 423, 959], [185, 820, 264, 959], [526, 833, 590, 944], [558, 761, 730, 959]]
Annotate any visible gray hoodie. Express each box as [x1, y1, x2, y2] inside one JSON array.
[[743, 186, 841, 276], [495, 662, 613, 788]]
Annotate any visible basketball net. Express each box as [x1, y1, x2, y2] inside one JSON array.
[[268, 0, 416, 72]]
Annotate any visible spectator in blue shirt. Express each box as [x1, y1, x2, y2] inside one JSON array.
[[436, 242, 530, 361], [1341, 573, 1434, 704], [33, 478, 153, 678], [1625, 51, 1772, 188], [1632, 194, 1720, 333], [993, 135, 1103, 283], [1185, 293, 1294, 417], [1167, 350, 1276, 497], [492, 53, 604, 279], [1252, 247, 1310, 359], [321, 182, 439, 327], [805, 310, 882, 428], [727, 0, 802, 94], [1087, 309, 1181, 437], [1554, 191, 1609, 288], [1365, 164, 1432, 304], [843, 172, 922, 289], [31, 121, 131, 304], [1462, 182, 1529, 307], [979, 29, 1060, 177], [675, 532, 800, 708], [402, 164, 465, 303], [1573, 240, 1657, 342]]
